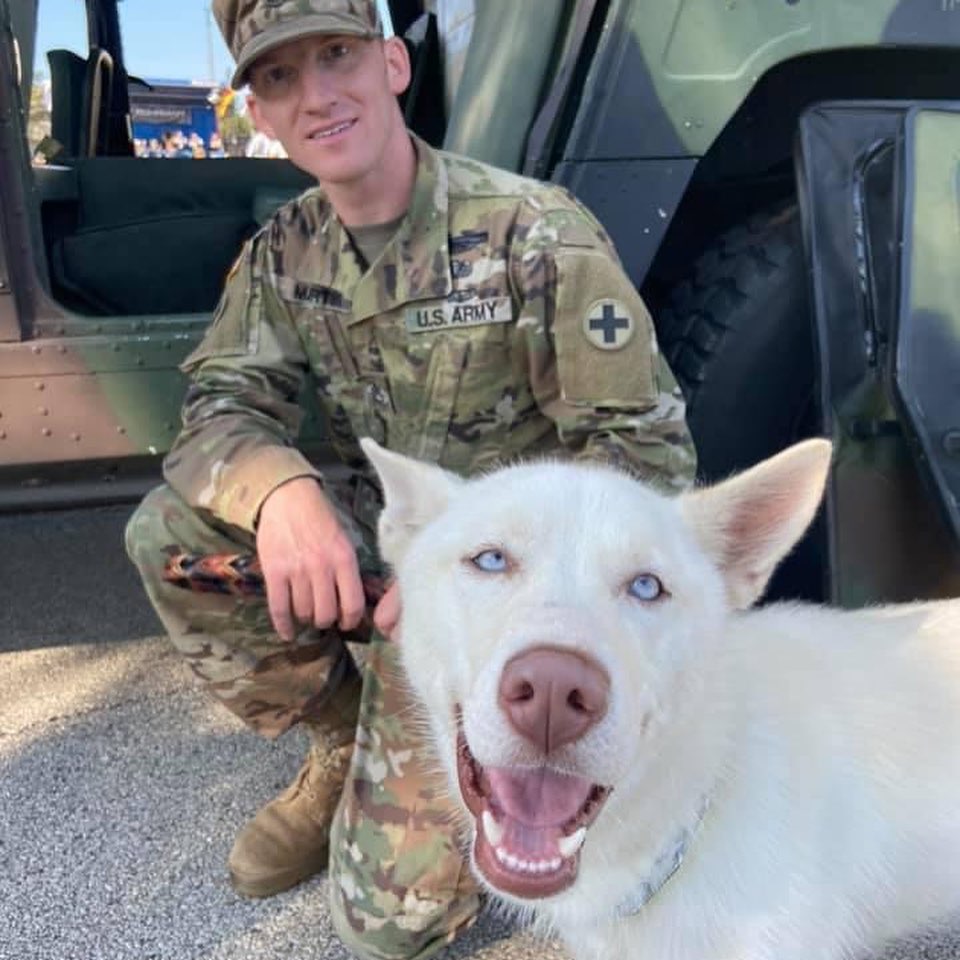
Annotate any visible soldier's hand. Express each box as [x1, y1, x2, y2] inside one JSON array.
[[373, 581, 401, 640], [256, 477, 365, 640]]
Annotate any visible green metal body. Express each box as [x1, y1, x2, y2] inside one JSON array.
[[1, 0, 957, 602]]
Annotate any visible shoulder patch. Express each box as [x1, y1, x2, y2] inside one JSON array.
[[552, 251, 659, 409], [525, 204, 602, 251], [556, 215, 603, 249], [583, 299, 636, 351]]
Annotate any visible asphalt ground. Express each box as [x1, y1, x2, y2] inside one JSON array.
[[0, 505, 567, 960], [1, 506, 958, 960]]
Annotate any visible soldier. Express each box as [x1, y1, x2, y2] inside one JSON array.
[[124, 1, 696, 958]]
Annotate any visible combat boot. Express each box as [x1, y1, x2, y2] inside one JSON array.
[[228, 669, 361, 898]]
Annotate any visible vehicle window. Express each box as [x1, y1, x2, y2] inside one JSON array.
[[29, 0, 87, 162], [117, 0, 240, 158], [30, 0, 266, 160], [378, 0, 395, 34], [25, 0, 316, 323]]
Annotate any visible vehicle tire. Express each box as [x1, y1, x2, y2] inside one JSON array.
[[655, 204, 824, 600]]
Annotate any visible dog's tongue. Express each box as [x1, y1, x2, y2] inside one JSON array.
[[486, 766, 593, 826]]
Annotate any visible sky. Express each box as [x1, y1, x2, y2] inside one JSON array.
[[34, 0, 394, 86], [36, 0, 233, 85]]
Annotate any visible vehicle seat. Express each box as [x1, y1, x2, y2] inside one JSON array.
[[47, 46, 113, 159]]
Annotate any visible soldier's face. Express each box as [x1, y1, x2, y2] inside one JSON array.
[[247, 35, 410, 188]]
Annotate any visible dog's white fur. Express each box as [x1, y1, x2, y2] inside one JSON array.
[[362, 437, 960, 960]]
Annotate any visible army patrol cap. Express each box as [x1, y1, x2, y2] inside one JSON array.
[[212, 0, 383, 89]]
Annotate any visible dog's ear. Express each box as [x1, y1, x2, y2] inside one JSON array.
[[680, 439, 832, 609], [360, 438, 463, 565]]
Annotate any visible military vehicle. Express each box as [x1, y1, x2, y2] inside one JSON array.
[[2, 0, 958, 608]]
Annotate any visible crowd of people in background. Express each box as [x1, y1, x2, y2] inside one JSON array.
[[132, 128, 288, 159], [134, 129, 227, 158]]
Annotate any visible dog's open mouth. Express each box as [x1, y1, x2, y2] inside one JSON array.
[[456, 725, 611, 899]]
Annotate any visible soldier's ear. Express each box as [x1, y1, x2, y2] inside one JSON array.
[[382, 36, 411, 97], [361, 438, 461, 567]]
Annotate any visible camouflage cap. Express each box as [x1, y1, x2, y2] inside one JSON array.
[[212, 0, 383, 88]]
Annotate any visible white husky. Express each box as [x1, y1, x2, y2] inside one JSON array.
[[361, 437, 960, 960]]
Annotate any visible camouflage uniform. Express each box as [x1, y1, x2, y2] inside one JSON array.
[[126, 136, 695, 959]]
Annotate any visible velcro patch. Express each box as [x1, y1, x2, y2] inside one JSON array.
[[554, 251, 658, 408]]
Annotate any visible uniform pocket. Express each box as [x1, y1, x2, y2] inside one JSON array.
[[296, 311, 395, 447], [376, 314, 518, 461], [414, 336, 470, 460]]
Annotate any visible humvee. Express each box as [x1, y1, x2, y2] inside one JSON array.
[[2, 0, 958, 608]]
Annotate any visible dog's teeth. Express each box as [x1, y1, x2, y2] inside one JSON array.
[[493, 845, 565, 875], [558, 827, 587, 859], [481, 810, 504, 846]]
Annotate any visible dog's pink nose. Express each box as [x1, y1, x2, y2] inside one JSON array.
[[498, 646, 609, 754]]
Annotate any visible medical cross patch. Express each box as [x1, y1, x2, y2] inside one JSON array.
[[583, 299, 635, 351]]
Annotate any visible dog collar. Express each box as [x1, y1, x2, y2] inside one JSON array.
[[613, 794, 712, 918]]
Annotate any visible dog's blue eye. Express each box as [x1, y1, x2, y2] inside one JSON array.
[[472, 549, 508, 573], [628, 574, 663, 601]]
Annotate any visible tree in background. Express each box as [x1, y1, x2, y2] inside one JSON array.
[[28, 77, 52, 157], [210, 85, 253, 157]]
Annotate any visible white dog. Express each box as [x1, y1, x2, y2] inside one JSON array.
[[361, 437, 960, 960]]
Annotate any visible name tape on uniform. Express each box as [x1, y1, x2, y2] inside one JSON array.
[[406, 297, 513, 334]]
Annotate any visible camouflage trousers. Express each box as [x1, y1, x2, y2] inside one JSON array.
[[124, 481, 481, 960]]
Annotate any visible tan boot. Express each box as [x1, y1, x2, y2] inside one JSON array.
[[228, 671, 361, 898]]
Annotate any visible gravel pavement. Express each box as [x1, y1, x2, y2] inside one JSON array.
[[0, 506, 957, 960], [0, 506, 568, 960], [0, 636, 569, 960]]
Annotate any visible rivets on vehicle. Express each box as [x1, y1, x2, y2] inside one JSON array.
[[41, 427, 52, 437], [31, 344, 42, 354], [38, 407, 48, 416], [34, 381, 45, 391], [117, 426, 127, 435], [70, 432, 81, 442]]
